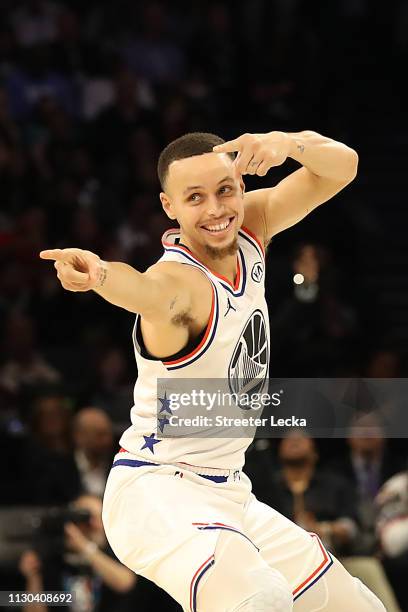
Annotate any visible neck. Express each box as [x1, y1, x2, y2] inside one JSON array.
[[83, 451, 104, 468], [180, 233, 238, 284]]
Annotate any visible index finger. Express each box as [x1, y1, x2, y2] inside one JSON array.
[[213, 137, 243, 153], [39, 249, 66, 261]]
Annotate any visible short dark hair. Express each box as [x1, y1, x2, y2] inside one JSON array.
[[157, 132, 235, 190]]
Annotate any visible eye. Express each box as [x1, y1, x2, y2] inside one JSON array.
[[219, 185, 233, 195], [188, 193, 201, 202]]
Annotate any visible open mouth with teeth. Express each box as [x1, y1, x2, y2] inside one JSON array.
[[201, 217, 234, 234]]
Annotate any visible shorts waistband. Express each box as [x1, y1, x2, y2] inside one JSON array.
[[173, 461, 233, 478], [113, 449, 239, 483]]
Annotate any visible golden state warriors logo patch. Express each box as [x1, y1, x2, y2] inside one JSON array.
[[228, 309, 269, 400]]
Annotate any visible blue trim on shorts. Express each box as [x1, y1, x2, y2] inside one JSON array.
[[112, 458, 228, 483], [196, 525, 259, 552], [192, 557, 215, 612], [112, 458, 157, 468]]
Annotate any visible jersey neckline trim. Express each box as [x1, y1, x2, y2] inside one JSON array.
[[162, 228, 252, 296], [162, 228, 241, 290]]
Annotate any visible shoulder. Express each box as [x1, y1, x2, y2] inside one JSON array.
[[146, 260, 208, 284], [145, 260, 212, 304]]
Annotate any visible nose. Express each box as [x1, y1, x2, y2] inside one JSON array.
[[206, 194, 226, 218]]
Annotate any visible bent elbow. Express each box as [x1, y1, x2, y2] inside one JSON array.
[[346, 148, 359, 182]]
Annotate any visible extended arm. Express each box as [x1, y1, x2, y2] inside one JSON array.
[[64, 523, 136, 593], [39, 248, 191, 322]]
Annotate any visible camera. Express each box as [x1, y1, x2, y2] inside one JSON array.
[[0, 506, 91, 567], [33, 506, 92, 561]]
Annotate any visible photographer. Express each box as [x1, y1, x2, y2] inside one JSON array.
[[19, 495, 136, 612]]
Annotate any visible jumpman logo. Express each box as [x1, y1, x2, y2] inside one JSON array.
[[224, 297, 236, 317]]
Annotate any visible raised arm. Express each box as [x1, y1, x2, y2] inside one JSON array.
[[39, 248, 191, 322], [214, 130, 358, 243]]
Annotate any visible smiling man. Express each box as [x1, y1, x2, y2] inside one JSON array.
[[40, 130, 385, 611]]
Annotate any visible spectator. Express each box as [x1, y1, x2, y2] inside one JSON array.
[[5, 44, 77, 120], [29, 392, 73, 453], [10, 0, 61, 48], [73, 407, 114, 498], [121, 2, 185, 85], [0, 311, 61, 405], [333, 412, 405, 555], [91, 68, 156, 167], [267, 431, 400, 611], [19, 493, 137, 612], [0, 390, 80, 505], [267, 432, 358, 554], [89, 347, 134, 428], [268, 243, 358, 376], [376, 469, 408, 610]]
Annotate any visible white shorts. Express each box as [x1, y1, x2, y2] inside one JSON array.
[[102, 450, 333, 611]]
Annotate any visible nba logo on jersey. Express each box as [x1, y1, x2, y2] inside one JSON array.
[[251, 262, 264, 283]]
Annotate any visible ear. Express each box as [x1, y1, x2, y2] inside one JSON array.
[[160, 192, 177, 220]]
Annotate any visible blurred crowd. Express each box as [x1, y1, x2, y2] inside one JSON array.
[[1, 1, 408, 611]]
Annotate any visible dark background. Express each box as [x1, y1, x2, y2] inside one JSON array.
[[1, 1, 407, 610]]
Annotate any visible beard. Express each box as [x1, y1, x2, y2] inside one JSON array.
[[203, 237, 238, 260]]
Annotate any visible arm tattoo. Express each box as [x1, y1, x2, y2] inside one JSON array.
[[96, 262, 108, 287], [170, 296, 178, 310], [297, 143, 305, 154]]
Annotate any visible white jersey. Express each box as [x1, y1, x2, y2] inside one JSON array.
[[119, 226, 269, 469]]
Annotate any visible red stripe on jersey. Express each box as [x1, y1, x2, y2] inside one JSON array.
[[241, 225, 265, 257], [163, 285, 215, 366]]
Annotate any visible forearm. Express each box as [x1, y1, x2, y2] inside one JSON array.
[[93, 261, 158, 315], [86, 547, 136, 593], [287, 130, 358, 182], [22, 575, 48, 612]]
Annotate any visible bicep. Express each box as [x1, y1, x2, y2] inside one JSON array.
[[141, 265, 193, 323], [246, 167, 351, 241]]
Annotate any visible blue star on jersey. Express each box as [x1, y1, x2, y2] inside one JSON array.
[[158, 416, 170, 433], [158, 391, 173, 414], [140, 433, 161, 454]]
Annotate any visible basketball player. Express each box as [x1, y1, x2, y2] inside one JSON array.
[[40, 131, 385, 611]]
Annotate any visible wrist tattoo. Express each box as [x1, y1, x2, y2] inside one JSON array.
[[297, 143, 305, 154], [97, 262, 108, 287]]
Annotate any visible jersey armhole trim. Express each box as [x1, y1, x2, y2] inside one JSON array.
[[164, 282, 219, 370], [240, 225, 265, 260]]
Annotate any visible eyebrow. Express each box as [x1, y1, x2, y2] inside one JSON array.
[[183, 176, 233, 195]]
